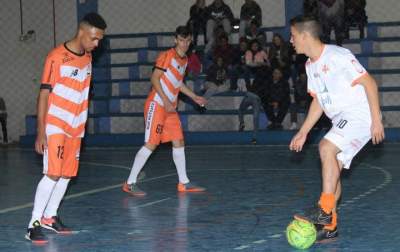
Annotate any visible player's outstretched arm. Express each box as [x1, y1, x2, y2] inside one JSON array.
[[35, 89, 50, 155], [358, 73, 385, 144], [289, 98, 323, 152], [151, 69, 175, 112], [179, 84, 207, 106]]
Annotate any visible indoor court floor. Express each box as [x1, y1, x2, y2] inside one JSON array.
[[0, 143, 399, 251]]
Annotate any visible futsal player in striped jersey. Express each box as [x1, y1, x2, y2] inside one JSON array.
[[123, 26, 207, 196], [26, 13, 106, 244]]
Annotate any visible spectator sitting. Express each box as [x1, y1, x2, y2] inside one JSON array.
[[187, 46, 203, 94], [237, 63, 268, 144], [202, 57, 230, 104], [213, 34, 234, 68], [265, 68, 290, 130], [344, 0, 367, 39], [245, 20, 267, 50], [0, 97, 8, 144], [290, 71, 312, 130], [204, 0, 234, 53], [318, 0, 345, 45], [230, 39, 249, 90], [289, 46, 308, 81], [239, 0, 262, 39], [245, 39, 270, 85], [303, 0, 319, 17], [268, 33, 291, 80], [179, 45, 204, 111], [187, 0, 208, 46], [178, 44, 202, 112]]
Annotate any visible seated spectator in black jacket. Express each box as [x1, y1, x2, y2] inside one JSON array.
[[319, 0, 345, 45], [203, 57, 230, 101], [213, 34, 234, 68], [344, 0, 367, 39], [239, 0, 262, 39], [205, 0, 234, 53], [237, 63, 268, 144], [230, 39, 249, 90], [290, 71, 312, 130], [187, 0, 208, 46], [269, 33, 291, 80], [304, 0, 319, 17], [265, 68, 290, 130]]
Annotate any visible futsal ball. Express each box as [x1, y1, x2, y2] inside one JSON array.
[[286, 219, 317, 250]]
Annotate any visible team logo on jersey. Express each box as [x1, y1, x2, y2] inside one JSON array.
[[322, 64, 329, 74], [351, 59, 364, 73], [313, 73, 320, 78], [62, 52, 74, 63], [70, 69, 79, 77]]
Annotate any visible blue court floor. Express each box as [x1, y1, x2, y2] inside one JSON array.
[[0, 143, 399, 251]]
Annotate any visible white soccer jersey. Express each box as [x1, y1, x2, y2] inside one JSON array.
[[305, 45, 370, 121]]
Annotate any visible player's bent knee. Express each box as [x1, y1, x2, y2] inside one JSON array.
[[319, 139, 338, 160], [46, 174, 60, 181]]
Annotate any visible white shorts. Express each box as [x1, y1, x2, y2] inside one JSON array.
[[324, 113, 371, 169]]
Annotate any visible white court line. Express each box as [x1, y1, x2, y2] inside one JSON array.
[[134, 198, 171, 208], [337, 163, 392, 211], [80, 161, 131, 170], [0, 161, 177, 214]]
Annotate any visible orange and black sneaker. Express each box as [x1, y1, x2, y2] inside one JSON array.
[[177, 182, 206, 193], [294, 205, 332, 225], [25, 220, 48, 244], [41, 216, 72, 234], [122, 182, 146, 196]]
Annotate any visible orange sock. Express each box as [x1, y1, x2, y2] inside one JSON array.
[[324, 212, 338, 230], [319, 193, 335, 214]]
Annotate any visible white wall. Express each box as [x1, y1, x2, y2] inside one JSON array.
[[0, 0, 77, 142], [366, 0, 400, 22], [99, 0, 286, 34]]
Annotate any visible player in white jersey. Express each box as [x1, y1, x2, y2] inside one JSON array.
[[288, 16, 384, 242]]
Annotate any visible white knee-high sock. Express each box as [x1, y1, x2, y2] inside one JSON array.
[[28, 176, 57, 228], [173, 147, 190, 184], [43, 177, 70, 218], [127, 146, 152, 184]]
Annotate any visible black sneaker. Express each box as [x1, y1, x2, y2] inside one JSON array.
[[25, 220, 48, 244], [41, 216, 72, 234], [294, 205, 332, 225], [315, 225, 338, 243]]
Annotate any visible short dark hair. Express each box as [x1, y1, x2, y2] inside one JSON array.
[[290, 15, 321, 38], [175, 26, 192, 38], [80, 12, 107, 30]]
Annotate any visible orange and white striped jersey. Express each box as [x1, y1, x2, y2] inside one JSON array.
[[41, 43, 92, 138], [146, 48, 187, 108]]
